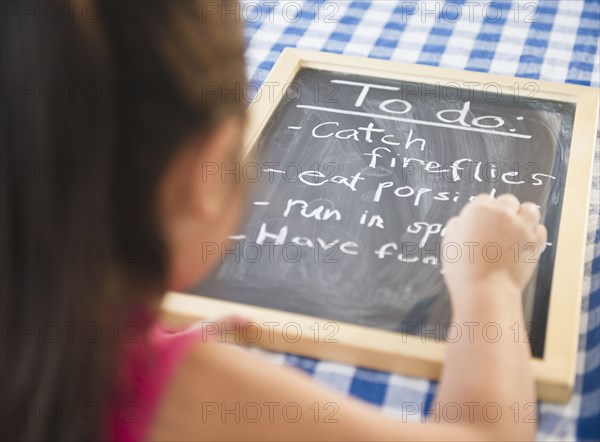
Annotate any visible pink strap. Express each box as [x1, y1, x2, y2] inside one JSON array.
[[108, 322, 205, 442]]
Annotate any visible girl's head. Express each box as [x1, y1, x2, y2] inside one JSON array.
[[2, 1, 246, 439]]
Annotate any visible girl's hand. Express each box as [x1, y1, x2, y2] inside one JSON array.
[[184, 314, 253, 343], [442, 193, 548, 301]]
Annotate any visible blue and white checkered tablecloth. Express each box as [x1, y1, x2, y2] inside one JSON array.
[[240, 1, 600, 440]]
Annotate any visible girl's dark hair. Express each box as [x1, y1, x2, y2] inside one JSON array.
[[1, 1, 246, 439]]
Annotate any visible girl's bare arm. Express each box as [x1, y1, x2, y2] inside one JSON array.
[[150, 194, 545, 441]]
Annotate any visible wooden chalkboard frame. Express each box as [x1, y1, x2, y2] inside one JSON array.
[[161, 48, 599, 403]]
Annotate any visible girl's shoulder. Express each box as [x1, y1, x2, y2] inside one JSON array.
[[109, 321, 207, 442]]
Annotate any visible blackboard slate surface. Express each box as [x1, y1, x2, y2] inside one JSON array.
[[192, 67, 576, 358]]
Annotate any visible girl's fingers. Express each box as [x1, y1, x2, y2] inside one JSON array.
[[461, 193, 493, 217], [473, 193, 495, 205], [445, 216, 459, 230], [495, 193, 520, 213], [533, 224, 548, 250], [519, 202, 541, 228], [188, 314, 253, 334]]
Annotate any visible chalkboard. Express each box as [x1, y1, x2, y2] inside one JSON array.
[[192, 66, 576, 359], [165, 49, 599, 402]]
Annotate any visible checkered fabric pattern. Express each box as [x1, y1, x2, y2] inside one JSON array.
[[241, 1, 600, 440]]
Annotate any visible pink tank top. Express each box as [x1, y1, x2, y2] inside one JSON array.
[[107, 319, 205, 441]]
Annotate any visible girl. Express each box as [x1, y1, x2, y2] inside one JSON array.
[[1, 2, 547, 440]]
